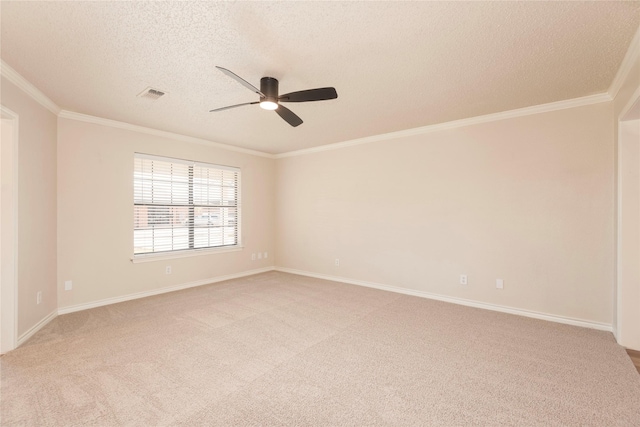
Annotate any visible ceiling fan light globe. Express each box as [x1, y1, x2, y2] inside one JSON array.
[[260, 101, 278, 110]]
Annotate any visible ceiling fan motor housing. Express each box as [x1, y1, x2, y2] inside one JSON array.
[[260, 77, 279, 104], [211, 66, 337, 126]]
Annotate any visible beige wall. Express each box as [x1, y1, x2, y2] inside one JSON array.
[[1, 77, 58, 337], [276, 102, 614, 324], [57, 119, 275, 310]]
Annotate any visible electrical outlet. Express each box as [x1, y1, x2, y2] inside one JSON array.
[[258, 252, 262, 259], [335, 258, 340, 266], [165, 265, 172, 275], [460, 274, 468, 285], [64, 280, 72, 291], [251, 253, 256, 261], [264, 252, 268, 259], [36, 291, 42, 304], [496, 279, 504, 289]]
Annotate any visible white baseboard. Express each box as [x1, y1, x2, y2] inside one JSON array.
[[17, 309, 58, 347], [58, 266, 275, 315], [275, 267, 613, 332]]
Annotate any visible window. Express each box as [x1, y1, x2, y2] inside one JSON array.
[[133, 153, 240, 256]]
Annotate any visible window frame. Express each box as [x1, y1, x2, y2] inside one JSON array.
[[132, 153, 242, 262]]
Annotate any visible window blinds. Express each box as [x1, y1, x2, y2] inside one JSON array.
[[134, 153, 240, 255]]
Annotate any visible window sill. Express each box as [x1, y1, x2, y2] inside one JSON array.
[[131, 245, 243, 263]]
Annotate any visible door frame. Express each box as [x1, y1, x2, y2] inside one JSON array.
[[616, 87, 640, 349], [1, 105, 19, 354]]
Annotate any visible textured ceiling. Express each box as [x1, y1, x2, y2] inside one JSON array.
[[1, 1, 639, 154]]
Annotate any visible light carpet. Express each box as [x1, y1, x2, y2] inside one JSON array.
[[1, 271, 639, 426]]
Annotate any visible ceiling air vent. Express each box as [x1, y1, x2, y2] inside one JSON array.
[[137, 87, 166, 101]]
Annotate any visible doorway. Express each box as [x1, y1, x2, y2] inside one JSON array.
[[1, 106, 18, 354], [617, 90, 640, 351]]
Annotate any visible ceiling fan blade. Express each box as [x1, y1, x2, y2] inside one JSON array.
[[275, 104, 303, 127], [209, 101, 258, 112], [216, 66, 265, 97], [279, 87, 338, 103]]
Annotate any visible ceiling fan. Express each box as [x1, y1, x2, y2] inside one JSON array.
[[210, 66, 338, 127]]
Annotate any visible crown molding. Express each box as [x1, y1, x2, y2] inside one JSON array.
[[1, 60, 61, 115], [2, 53, 620, 161], [618, 86, 640, 121], [608, 24, 640, 100], [58, 110, 275, 158], [2, 59, 274, 158], [275, 93, 612, 159]]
